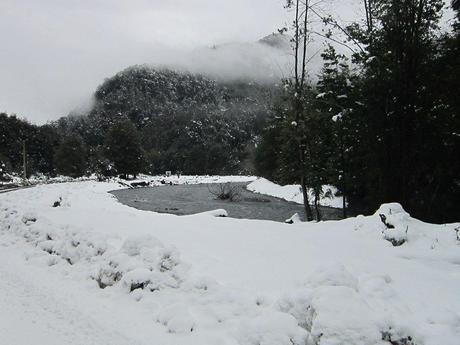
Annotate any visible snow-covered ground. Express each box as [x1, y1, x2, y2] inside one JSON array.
[[131, 174, 257, 186], [2, 174, 342, 209], [0, 173, 257, 187], [2, 173, 341, 208], [247, 178, 343, 208], [1, 180, 459, 345]]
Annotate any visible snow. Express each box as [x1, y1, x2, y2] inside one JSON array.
[[134, 174, 257, 186], [0, 181, 459, 345], [193, 209, 229, 217], [331, 112, 343, 122], [1, 173, 256, 188], [285, 212, 302, 224], [247, 177, 343, 208]]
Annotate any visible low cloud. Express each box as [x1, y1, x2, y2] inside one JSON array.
[[0, 0, 365, 123]]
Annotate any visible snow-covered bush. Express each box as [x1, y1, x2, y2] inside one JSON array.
[[91, 235, 185, 292], [376, 203, 410, 246], [208, 182, 242, 202]]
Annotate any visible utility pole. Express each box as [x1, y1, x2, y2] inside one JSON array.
[[22, 140, 27, 181]]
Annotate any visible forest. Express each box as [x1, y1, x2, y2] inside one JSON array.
[[1, 0, 459, 223]]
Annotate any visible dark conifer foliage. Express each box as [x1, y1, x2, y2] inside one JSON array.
[[104, 120, 143, 178], [54, 135, 87, 178], [0, 113, 61, 177], [256, 0, 459, 222], [81, 66, 274, 175]]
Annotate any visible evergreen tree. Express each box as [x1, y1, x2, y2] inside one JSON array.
[[30, 124, 60, 175], [316, 45, 364, 218], [54, 135, 87, 178], [259, 0, 458, 222], [337, 0, 459, 221], [104, 120, 143, 179], [254, 117, 283, 182]]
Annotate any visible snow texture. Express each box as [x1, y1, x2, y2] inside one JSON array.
[[0, 179, 459, 345]]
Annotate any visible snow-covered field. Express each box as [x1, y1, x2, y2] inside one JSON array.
[[1, 180, 459, 345]]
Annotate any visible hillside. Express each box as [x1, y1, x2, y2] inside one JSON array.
[[55, 66, 277, 175]]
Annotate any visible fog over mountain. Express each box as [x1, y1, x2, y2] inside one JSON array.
[[0, 0, 366, 123]]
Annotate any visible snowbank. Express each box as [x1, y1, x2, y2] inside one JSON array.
[[247, 177, 343, 208], [1, 173, 256, 188], [116, 174, 257, 188], [0, 182, 459, 345]]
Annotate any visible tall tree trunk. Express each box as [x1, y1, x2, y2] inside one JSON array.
[[292, 0, 313, 222], [314, 190, 321, 221], [301, 175, 313, 221], [340, 134, 347, 219], [22, 140, 27, 181]]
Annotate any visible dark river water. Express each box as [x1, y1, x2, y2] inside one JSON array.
[[111, 182, 342, 222]]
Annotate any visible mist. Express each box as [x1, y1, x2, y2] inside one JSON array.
[[0, 0, 368, 124]]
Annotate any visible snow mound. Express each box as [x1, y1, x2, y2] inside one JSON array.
[[285, 213, 302, 224], [306, 263, 358, 290], [277, 268, 415, 345], [236, 312, 308, 345], [373, 202, 459, 250], [93, 236, 185, 292], [193, 209, 228, 217], [157, 304, 196, 333], [0, 201, 187, 293]]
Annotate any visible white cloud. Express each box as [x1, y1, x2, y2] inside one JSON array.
[[0, 0, 295, 123]]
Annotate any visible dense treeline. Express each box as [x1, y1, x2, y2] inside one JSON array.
[[1, 67, 275, 180], [255, 0, 460, 223], [0, 113, 60, 178]]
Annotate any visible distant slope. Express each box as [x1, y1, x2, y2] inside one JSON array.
[[55, 66, 277, 174], [259, 33, 291, 50]]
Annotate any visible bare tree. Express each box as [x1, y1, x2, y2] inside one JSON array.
[[208, 183, 242, 202], [285, 0, 314, 221], [363, 0, 374, 36]]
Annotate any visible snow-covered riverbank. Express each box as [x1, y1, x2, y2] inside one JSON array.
[[1, 180, 459, 345]]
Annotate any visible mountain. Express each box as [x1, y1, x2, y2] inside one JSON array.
[[55, 65, 277, 175]]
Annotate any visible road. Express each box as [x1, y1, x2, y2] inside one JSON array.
[[0, 185, 34, 194]]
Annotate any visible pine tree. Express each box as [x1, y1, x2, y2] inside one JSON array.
[[104, 120, 143, 179], [315, 45, 368, 218], [54, 135, 87, 178], [341, 0, 456, 220]]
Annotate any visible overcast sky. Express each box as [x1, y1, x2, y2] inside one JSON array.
[[0, 0, 368, 124]]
